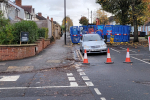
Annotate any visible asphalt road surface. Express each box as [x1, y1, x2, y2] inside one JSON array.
[[0, 44, 150, 100]]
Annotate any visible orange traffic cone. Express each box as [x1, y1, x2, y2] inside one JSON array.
[[124, 48, 133, 63], [83, 49, 90, 64], [105, 48, 114, 64]]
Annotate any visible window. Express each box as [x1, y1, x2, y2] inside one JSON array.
[[26, 13, 30, 19], [15, 8, 19, 17]]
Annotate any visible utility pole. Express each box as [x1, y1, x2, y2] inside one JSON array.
[[64, 0, 66, 45], [87, 8, 89, 23], [91, 11, 92, 24]]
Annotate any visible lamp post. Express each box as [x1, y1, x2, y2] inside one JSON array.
[[87, 8, 89, 23], [64, 0, 66, 45]]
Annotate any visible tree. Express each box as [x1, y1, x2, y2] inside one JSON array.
[[0, 10, 10, 29], [93, 9, 109, 25], [62, 16, 73, 31], [79, 16, 89, 25], [96, 0, 150, 42]]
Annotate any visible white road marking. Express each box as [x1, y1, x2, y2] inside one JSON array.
[[82, 76, 90, 81], [94, 88, 101, 95], [36, 82, 40, 84], [75, 66, 80, 69], [110, 48, 120, 53], [77, 69, 83, 72], [0, 75, 20, 81], [79, 72, 86, 75], [101, 97, 106, 100], [70, 82, 78, 86], [85, 82, 94, 86], [130, 54, 143, 55], [120, 47, 137, 53], [0, 86, 86, 90], [67, 73, 73, 76], [68, 77, 76, 81], [131, 56, 150, 65], [0, 63, 6, 65]]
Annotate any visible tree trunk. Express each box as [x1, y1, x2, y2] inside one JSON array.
[[132, 1, 139, 42], [133, 16, 139, 42]]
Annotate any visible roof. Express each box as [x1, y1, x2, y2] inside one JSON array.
[[21, 6, 32, 13], [36, 15, 46, 20], [109, 16, 115, 22], [145, 22, 150, 26]]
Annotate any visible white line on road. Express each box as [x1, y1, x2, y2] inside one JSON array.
[[0, 75, 20, 81], [85, 82, 94, 86], [70, 82, 78, 86], [77, 69, 83, 72], [75, 66, 80, 69], [131, 56, 150, 65], [82, 76, 90, 81], [94, 88, 101, 95], [120, 47, 137, 53], [0, 86, 86, 90], [68, 77, 76, 81], [101, 97, 106, 100], [67, 73, 73, 76], [79, 72, 86, 75], [110, 48, 120, 53]]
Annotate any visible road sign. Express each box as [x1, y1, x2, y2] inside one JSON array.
[[148, 36, 150, 51]]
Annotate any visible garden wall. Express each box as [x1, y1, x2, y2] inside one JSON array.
[[0, 38, 50, 61]]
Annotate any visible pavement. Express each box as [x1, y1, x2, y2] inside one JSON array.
[[0, 32, 75, 73]]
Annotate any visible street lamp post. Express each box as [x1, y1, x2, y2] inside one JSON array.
[[87, 8, 89, 23], [64, 0, 66, 45]]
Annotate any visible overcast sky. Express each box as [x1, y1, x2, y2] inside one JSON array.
[[11, 0, 111, 26]]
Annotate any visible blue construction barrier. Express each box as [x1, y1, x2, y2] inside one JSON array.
[[113, 25, 123, 42], [104, 25, 113, 42], [70, 25, 131, 43], [97, 25, 105, 38]]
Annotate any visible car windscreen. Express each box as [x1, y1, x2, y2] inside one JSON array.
[[83, 35, 102, 42]]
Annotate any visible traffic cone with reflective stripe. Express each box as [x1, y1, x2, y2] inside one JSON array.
[[105, 48, 114, 64], [83, 49, 90, 64], [124, 48, 133, 63]]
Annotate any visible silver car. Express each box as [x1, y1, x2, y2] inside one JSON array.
[[80, 34, 107, 54]]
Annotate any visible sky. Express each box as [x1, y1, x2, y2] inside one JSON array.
[[10, 0, 112, 26]]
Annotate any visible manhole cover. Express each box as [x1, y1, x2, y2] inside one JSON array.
[[47, 60, 61, 63], [6, 66, 34, 72]]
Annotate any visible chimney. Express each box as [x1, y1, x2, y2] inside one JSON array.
[[47, 16, 49, 20], [15, 0, 22, 7], [51, 18, 53, 22], [38, 13, 42, 17]]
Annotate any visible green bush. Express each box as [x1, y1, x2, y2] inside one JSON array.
[[13, 20, 38, 44], [42, 27, 48, 39], [0, 24, 14, 45], [37, 27, 48, 39], [38, 28, 45, 38]]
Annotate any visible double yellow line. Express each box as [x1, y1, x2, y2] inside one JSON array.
[[76, 49, 84, 61]]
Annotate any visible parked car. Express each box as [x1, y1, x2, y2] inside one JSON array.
[[80, 34, 107, 54]]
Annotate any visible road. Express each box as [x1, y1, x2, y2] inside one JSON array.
[[0, 43, 150, 100]]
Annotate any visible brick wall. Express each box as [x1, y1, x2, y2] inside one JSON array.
[[0, 45, 36, 61], [0, 39, 51, 61]]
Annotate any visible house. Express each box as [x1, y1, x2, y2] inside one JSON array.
[[108, 16, 116, 25], [0, 0, 9, 19], [35, 12, 47, 21], [15, 0, 35, 20]]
